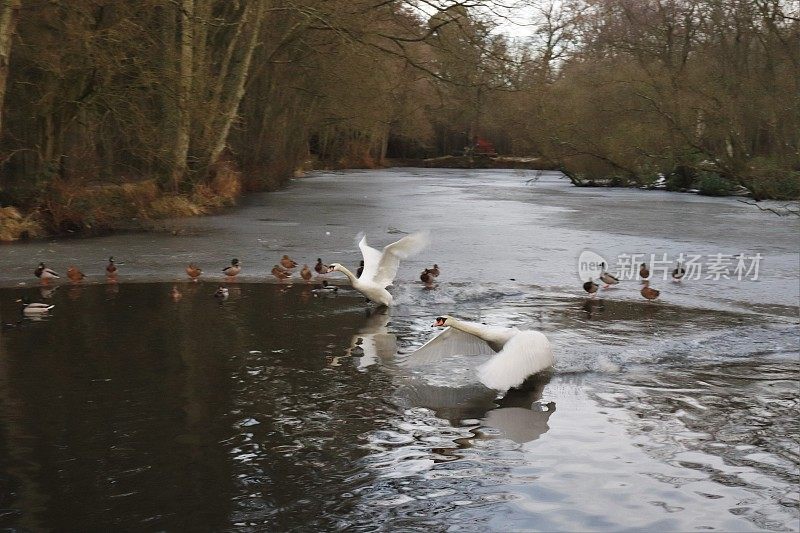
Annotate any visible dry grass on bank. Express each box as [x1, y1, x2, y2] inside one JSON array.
[[0, 162, 247, 241]]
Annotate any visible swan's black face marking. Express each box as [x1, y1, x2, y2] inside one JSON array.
[[326, 264, 338, 273], [433, 316, 447, 327]]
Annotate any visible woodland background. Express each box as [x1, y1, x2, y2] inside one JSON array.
[[0, 0, 797, 238]]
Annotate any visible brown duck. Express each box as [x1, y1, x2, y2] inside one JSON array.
[[280, 255, 298, 269], [271, 265, 291, 281], [640, 280, 660, 301], [300, 265, 313, 282], [67, 266, 85, 282], [639, 262, 650, 281], [583, 279, 599, 296], [186, 264, 202, 281]]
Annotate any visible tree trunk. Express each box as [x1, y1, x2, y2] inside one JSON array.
[[171, 0, 194, 191], [205, 2, 265, 176], [0, 0, 21, 139]]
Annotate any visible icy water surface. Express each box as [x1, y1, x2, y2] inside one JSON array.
[[0, 169, 797, 531]]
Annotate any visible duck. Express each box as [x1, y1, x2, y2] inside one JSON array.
[[300, 265, 313, 282], [420, 269, 435, 286], [404, 315, 554, 392], [66, 266, 85, 282], [599, 262, 619, 288], [429, 264, 440, 277], [583, 279, 599, 296], [314, 258, 328, 275], [271, 265, 291, 281], [356, 260, 365, 278], [214, 286, 229, 299], [639, 262, 650, 281], [186, 264, 202, 281], [672, 262, 686, 282], [16, 297, 55, 315], [280, 255, 298, 269], [34, 262, 60, 282], [326, 231, 429, 306], [641, 280, 660, 301], [312, 280, 338, 297], [106, 257, 118, 278], [222, 258, 241, 277]]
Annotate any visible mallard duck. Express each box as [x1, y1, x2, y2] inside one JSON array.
[[356, 260, 364, 278], [222, 258, 241, 277], [300, 265, 312, 282], [641, 280, 660, 301], [214, 286, 229, 299], [420, 269, 434, 285], [34, 262, 59, 281], [430, 264, 440, 277], [639, 262, 650, 281], [583, 279, 599, 296], [186, 264, 202, 281], [672, 262, 686, 281], [312, 280, 338, 296], [280, 255, 298, 269], [314, 258, 328, 275], [66, 266, 85, 282], [271, 265, 291, 281], [106, 257, 118, 277], [599, 262, 619, 288], [326, 231, 429, 306], [404, 315, 554, 392], [16, 297, 54, 315]]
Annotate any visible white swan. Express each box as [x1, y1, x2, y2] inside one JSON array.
[[327, 231, 429, 306], [404, 315, 554, 391]]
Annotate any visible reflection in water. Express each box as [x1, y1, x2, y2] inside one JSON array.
[[0, 282, 796, 531], [396, 374, 554, 445], [344, 307, 396, 369]]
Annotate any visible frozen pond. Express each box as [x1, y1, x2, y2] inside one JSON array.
[[0, 169, 797, 531]]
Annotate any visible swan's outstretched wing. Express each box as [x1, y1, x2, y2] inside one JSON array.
[[477, 330, 554, 391], [376, 231, 431, 287], [403, 326, 497, 367], [357, 235, 384, 283]]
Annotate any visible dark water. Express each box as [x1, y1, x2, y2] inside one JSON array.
[[0, 170, 798, 531]]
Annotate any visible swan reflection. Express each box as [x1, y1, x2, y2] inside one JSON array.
[[397, 374, 555, 444], [345, 307, 396, 370]]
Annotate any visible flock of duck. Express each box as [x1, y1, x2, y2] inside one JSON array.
[[13, 231, 561, 391], [582, 261, 686, 301], [12, 234, 690, 391]]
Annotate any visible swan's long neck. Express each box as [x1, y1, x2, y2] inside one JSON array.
[[336, 266, 359, 285], [447, 318, 491, 340]]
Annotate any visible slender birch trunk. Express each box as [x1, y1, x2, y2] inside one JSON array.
[[171, 0, 194, 191], [0, 0, 21, 138], [205, 2, 265, 175]]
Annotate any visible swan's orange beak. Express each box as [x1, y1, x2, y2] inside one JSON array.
[[433, 317, 446, 327], [326, 266, 335, 273]]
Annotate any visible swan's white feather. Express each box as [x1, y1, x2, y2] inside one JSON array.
[[476, 331, 554, 391], [403, 327, 496, 366], [359, 231, 429, 288]]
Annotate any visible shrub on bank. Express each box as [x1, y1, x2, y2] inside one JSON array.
[[697, 172, 735, 196]]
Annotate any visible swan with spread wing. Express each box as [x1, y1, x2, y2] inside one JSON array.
[[404, 315, 554, 391], [326, 231, 429, 306]]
